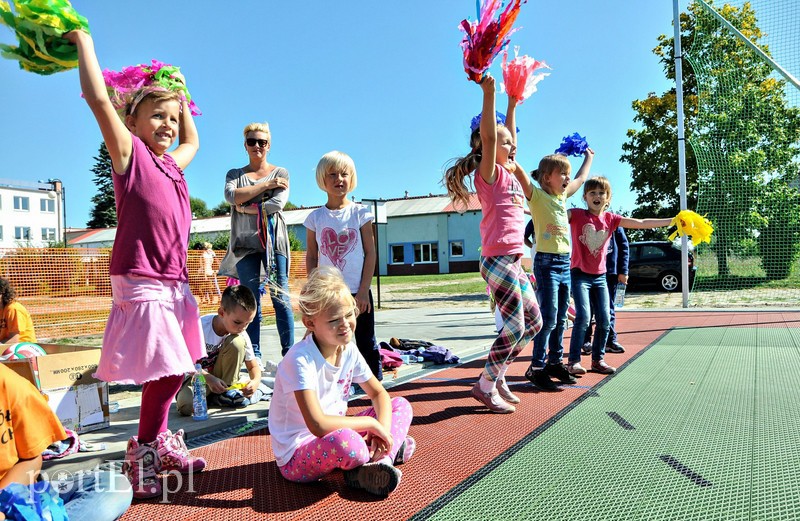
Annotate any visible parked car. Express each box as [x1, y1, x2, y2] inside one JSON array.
[[627, 241, 696, 292]]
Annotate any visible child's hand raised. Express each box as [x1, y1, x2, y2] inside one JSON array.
[[584, 147, 595, 158], [480, 74, 496, 93]]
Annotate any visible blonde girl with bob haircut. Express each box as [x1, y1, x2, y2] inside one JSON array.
[[304, 151, 382, 380], [443, 75, 542, 414], [269, 267, 415, 496], [315, 150, 358, 192]]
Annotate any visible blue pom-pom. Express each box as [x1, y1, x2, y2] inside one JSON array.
[[555, 133, 589, 156], [470, 111, 520, 134]]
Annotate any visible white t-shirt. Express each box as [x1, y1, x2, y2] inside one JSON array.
[[199, 313, 255, 370], [268, 335, 373, 466], [303, 203, 374, 293]]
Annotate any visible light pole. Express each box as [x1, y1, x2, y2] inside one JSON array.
[[39, 178, 67, 247]]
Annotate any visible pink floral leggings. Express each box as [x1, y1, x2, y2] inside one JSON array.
[[279, 397, 413, 483]]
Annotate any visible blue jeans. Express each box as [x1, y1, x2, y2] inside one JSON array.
[[530, 253, 571, 369], [584, 274, 620, 345], [236, 252, 295, 358], [59, 471, 133, 521], [569, 269, 610, 364]]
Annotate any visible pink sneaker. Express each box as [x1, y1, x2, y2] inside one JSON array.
[[156, 429, 207, 474], [591, 359, 616, 374], [122, 437, 162, 499], [394, 436, 416, 465]]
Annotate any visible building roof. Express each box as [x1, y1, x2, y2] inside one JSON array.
[[66, 193, 484, 247]]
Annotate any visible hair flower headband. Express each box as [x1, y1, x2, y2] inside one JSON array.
[[101, 59, 201, 119], [0, 0, 89, 75], [470, 111, 520, 134]]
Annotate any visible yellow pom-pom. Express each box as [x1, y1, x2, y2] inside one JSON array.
[[668, 210, 714, 246]]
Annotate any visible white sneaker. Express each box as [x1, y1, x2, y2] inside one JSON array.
[[567, 362, 587, 375]]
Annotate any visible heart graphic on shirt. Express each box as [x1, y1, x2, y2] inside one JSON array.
[[320, 227, 358, 270], [580, 223, 609, 257]]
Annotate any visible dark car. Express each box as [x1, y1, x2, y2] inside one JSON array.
[[627, 241, 696, 292]]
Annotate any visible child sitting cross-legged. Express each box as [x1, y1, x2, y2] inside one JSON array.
[[176, 285, 263, 414], [269, 266, 415, 497]]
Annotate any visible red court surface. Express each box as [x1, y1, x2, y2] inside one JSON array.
[[120, 310, 800, 520]]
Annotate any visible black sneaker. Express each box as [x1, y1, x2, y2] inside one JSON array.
[[525, 366, 559, 391], [605, 341, 625, 354], [544, 363, 577, 384]]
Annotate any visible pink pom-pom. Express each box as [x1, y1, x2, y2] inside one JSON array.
[[501, 47, 550, 103]]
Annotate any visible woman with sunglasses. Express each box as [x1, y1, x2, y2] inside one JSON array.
[[220, 122, 295, 362]]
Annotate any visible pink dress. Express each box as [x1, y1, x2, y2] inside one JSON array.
[[95, 135, 204, 384]]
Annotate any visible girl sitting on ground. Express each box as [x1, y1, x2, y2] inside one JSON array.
[[269, 267, 415, 496]]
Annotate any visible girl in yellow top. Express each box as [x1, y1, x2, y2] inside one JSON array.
[[0, 278, 36, 345]]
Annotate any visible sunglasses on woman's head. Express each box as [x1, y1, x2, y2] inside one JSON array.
[[246, 138, 269, 148]]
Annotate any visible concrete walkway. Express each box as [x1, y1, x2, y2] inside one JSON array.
[[42, 306, 499, 478]]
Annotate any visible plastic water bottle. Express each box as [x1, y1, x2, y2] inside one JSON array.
[[614, 283, 626, 308], [191, 363, 208, 421], [400, 355, 424, 364]]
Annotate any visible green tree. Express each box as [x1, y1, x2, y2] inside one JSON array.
[[211, 201, 230, 216], [86, 142, 117, 228], [621, 2, 800, 277], [190, 197, 213, 218]]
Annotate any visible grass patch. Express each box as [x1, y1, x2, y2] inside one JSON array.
[[393, 280, 488, 295], [372, 272, 483, 286]]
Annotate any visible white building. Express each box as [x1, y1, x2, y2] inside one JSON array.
[[0, 179, 64, 248]]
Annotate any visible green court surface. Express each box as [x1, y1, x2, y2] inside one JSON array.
[[419, 327, 800, 521]]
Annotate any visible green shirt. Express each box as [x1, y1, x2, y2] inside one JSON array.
[[528, 185, 571, 255]]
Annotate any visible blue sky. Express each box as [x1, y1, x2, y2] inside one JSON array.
[[0, 1, 678, 228]]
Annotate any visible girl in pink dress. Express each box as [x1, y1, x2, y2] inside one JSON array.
[[66, 30, 206, 499]]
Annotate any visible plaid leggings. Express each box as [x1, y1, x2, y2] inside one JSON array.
[[480, 255, 542, 380], [278, 397, 413, 483]]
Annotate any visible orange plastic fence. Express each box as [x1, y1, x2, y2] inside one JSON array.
[[0, 248, 307, 341]]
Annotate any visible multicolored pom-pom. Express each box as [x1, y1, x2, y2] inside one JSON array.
[[555, 133, 589, 156], [669, 210, 714, 246], [459, 0, 526, 83], [470, 110, 519, 133], [0, 0, 89, 75], [501, 46, 550, 103], [101, 60, 201, 119]]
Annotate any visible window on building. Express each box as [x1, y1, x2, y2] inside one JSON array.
[[13, 196, 29, 211], [42, 227, 57, 241], [413, 242, 439, 263], [40, 198, 55, 213], [450, 241, 464, 257], [14, 226, 31, 240], [391, 244, 405, 264]]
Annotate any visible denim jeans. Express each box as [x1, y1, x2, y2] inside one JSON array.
[[59, 470, 133, 521], [584, 274, 620, 345], [236, 252, 295, 358], [530, 253, 571, 369], [569, 269, 610, 364]]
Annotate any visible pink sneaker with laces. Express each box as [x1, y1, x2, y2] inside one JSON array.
[[122, 437, 162, 499], [156, 429, 207, 474]]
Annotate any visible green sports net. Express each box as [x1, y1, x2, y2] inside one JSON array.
[[685, 0, 800, 307]]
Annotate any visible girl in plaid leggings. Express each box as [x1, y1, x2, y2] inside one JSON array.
[[443, 75, 542, 413]]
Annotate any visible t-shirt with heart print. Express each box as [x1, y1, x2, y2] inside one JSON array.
[[304, 203, 375, 293], [568, 209, 623, 275]]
